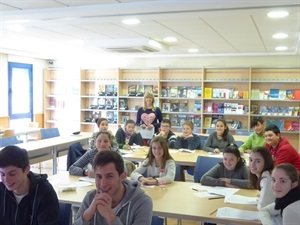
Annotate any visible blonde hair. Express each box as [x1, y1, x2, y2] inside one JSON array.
[[143, 91, 155, 110]]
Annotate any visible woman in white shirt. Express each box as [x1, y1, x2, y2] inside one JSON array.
[[249, 146, 275, 209], [259, 163, 300, 225], [131, 136, 176, 185]]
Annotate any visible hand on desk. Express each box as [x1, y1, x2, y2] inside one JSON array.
[[86, 169, 95, 178], [139, 177, 158, 186]]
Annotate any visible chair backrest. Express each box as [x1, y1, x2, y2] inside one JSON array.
[[199, 135, 208, 149], [40, 128, 60, 139], [151, 216, 164, 225], [235, 130, 253, 136], [0, 136, 21, 147], [194, 156, 222, 183], [235, 140, 244, 148], [206, 129, 215, 134], [59, 203, 72, 225], [2, 129, 15, 137]]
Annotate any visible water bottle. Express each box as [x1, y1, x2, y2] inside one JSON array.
[[159, 169, 166, 189]]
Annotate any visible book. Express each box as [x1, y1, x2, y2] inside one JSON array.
[[170, 114, 179, 126], [224, 103, 232, 114], [170, 86, 178, 98], [194, 100, 202, 112], [113, 85, 118, 96], [204, 117, 212, 128], [217, 103, 224, 113], [178, 86, 187, 98], [121, 112, 130, 124], [251, 89, 260, 99], [119, 98, 128, 110], [178, 115, 187, 126], [105, 111, 114, 123], [269, 89, 279, 99], [212, 103, 218, 113], [153, 85, 158, 97], [186, 115, 195, 124], [194, 115, 201, 127], [187, 86, 196, 98], [293, 89, 300, 100], [204, 102, 213, 113], [286, 90, 293, 100], [97, 98, 106, 109], [105, 98, 113, 109], [98, 84, 106, 96], [194, 86, 202, 97], [179, 100, 188, 112], [162, 100, 171, 112], [144, 85, 153, 93], [136, 85, 144, 96], [170, 100, 180, 112], [105, 84, 114, 96], [278, 89, 286, 100], [266, 119, 284, 131], [112, 98, 118, 110], [128, 85, 137, 96], [204, 87, 212, 98], [161, 86, 170, 97]]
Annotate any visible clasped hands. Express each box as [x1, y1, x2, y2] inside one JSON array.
[[141, 123, 154, 130]]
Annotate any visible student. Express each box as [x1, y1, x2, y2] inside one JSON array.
[[115, 119, 144, 149], [0, 145, 59, 225], [131, 136, 176, 185], [174, 120, 201, 150], [203, 118, 235, 153], [89, 118, 119, 151], [69, 131, 121, 177], [136, 91, 162, 134], [259, 163, 300, 225], [264, 124, 300, 171], [153, 118, 176, 148], [201, 143, 250, 188], [74, 150, 153, 225], [239, 116, 266, 154], [249, 146, 275, 209]]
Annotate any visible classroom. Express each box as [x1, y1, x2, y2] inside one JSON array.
[[1, 1, 300, 225]]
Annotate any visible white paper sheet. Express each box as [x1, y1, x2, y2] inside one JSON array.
[[225, 194, 258, 205], [216, 207, 259, 221], [179, 148, 195, 153], [137, 126, 155, 139], [207, 186, 239, 196], [79, 177, 95, 183]]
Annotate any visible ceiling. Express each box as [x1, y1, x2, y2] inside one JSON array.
[[0, 0, 299, 60]]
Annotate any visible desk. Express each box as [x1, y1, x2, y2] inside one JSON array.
[[49, 173, 260, 225], [14, 132, 92, 174]]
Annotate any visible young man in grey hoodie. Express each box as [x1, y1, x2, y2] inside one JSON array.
[[74, 150, 153, 225]]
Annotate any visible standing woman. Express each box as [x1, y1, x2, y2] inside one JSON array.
[[249, 146, 275, 209], [136, 91, 162, 143], [203, 118, 235, 153], [259, 163, 300, 225]]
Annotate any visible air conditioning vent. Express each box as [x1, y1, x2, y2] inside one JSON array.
[[105, 46, 159, 53]]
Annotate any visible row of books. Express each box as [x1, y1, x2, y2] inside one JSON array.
[[128, 84, 158, 96], [203, 115, 242, 129], [163, 114, 201, 127], [89, 98, 118, 110], [98, 84, 118, 96], [251, 89, 300, 100], [254, 105, 300, 117], [204, 102, 248, 114], [266, 119, 300, 131], [162, 100, 202, 112], [84, 111, 117, 124], [161, 86, 202, 98], [204, 87, 248, 99]]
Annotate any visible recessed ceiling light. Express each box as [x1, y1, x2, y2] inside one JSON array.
[[267, 11, 289, 18], [163, 37, 177, 43], [188, 48, 199, 53], [272, 33, 288, 39], [275, 46, 288, 51], [6, 24, 25, 32], [122, 18, 141, 25]]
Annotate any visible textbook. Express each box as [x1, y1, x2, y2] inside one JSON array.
[[178, 86, 187, 98]]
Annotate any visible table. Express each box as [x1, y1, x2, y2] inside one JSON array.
[[173, 133, 249, 143], [14, 132, 92, 174], [48, 173, 260, 225]]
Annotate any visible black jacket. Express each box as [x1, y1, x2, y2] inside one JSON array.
[[0, 171, 59, 225], [115, 127, 144, 148]]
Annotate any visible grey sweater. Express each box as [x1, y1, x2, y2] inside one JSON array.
[[203, 131, 235, 152], [200, 163, 250, 188], [74, 180, 153, 225]]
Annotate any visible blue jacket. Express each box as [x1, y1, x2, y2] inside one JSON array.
[[0, 172, 59, 225]]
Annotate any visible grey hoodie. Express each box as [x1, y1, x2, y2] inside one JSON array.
[[74, 179, 153, 225]]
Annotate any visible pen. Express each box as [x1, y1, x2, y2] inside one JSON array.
[[210, 209, 218, 215], [192, 188, 199, 191], [208, 196, 224, 200]]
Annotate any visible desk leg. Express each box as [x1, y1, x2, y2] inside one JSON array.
[[53, 146, 57, 174]]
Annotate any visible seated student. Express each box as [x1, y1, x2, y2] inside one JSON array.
[[203, 118, 235, 153], [174, 120, 201, 150], [74, 150, 153, 225], [201, 143, 250, 189], [0, 145, 59, 225], [152, 118, 176, 148], [259, 163, 300, 225], [115, 119, 144, 149], [264, 124, 300, 172], [89, 118, 119, 151], [69, 131, 121, 177], [239, 116, 266, 154], [131, 136, 176, 185], [249, 146, 275, 209]]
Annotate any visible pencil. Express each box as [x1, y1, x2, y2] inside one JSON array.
[[208, 196, 224, 200], [210, 209, 218, 215]]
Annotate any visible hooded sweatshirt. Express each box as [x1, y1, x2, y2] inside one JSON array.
[[74, 179, 153, 225], [115, 126, 144, 149], [0, 171, 59, 225], [265, 137, 300, 171]]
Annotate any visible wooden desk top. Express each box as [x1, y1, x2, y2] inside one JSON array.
[[49, 173, 260, 225]]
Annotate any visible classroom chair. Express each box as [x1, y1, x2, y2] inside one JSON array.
[[235, 130, 253, 136], [151, 216, 164, 225], [206, 129, 215, 134], [199, 135, 208, 149], [0, 135, 22, 147], [193, 156, 223, 183], [59, 202, 72, 225], [40, 127, 60, 139], [235, 140, 244, 148]]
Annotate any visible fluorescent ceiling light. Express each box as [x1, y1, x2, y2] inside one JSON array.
[[122, 18, 141, 25], [272, 33, 288, 39], [188, 48, 199, 53], [275, 46, 288, 51], [164, 37, 177, 43], [267, 11, 289, 18]]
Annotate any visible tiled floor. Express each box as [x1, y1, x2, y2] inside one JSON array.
[[31, 157, 200, 225]]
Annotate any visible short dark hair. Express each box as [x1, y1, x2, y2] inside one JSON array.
[[0, 145, 29, 170], [125, 119, 135, 126], [265, 124, 280, 135], [95, 118, 108, 126], [161, 119, 171, 127], [251, 116, 264, 128], [93, 150, 124, 175]]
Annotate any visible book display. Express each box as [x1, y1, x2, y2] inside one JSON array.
[[45, 67, 300, 149]]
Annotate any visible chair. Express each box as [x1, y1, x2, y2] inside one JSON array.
[[235, 140, 244, 148], [59, 202, 72, 225], [193, 156, 223, 183], [151, 216, 164, 225], [199, 135, 208, 149], [235, 130, 253, 136], [206, 129, 215, 134], [0, 136, 21, 147], [40, 127, 60, 139]]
